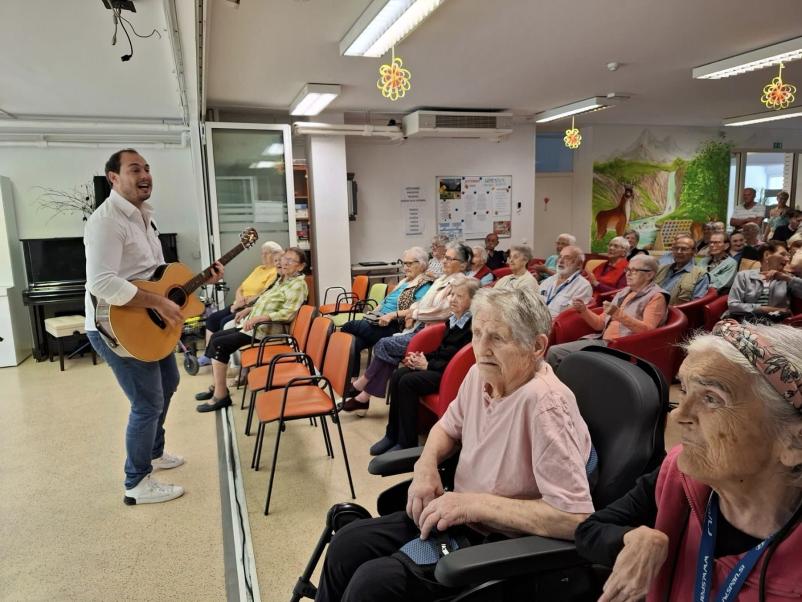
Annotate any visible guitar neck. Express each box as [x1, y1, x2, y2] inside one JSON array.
[[182, 243, 246, 294]]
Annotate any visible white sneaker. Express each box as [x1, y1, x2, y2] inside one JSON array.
[[152, 451, 185, 471], [124, 475, 184, 505]]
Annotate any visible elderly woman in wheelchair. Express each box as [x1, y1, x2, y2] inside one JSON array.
[[315, 287, 597, 601]]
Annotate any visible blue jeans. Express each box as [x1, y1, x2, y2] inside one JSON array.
[[88, 331, 180, 489]]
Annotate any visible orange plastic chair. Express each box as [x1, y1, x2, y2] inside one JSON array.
[[243, 316, 334, 435], [318, 275, 369, 316], [251, 331, 356, 514], [238, 305, 317, 378]]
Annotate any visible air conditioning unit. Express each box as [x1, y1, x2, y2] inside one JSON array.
[[402, 110, 514, 139]]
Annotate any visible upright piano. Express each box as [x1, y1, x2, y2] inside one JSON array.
[[21, 234, 178, 361]]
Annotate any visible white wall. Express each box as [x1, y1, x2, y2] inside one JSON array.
[[346, 125, 535, 262], [0, 145, 203, 279]]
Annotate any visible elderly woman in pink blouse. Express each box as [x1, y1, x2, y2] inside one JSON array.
[[316, 286, 596, 602]]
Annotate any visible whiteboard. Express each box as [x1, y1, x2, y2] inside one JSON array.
[[436, 175, 512, 240]]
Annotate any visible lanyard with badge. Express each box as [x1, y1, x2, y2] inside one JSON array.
[[544, 271, 579, 305], [693, 492, 776, 602]]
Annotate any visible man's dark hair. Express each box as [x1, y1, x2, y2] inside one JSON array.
[[105, 148, 140, 183], [787, 209, 802, 220], [760, 241, 788, 262]]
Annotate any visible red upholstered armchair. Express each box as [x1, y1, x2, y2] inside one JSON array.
[[491, 267, 512, 280], [406, 323, 445, 355], [675, 288, 719, 331], [704, 294, 802, 330], [551, 306, 688, 382]]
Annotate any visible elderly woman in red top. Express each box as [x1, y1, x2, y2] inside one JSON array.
[[576, 321, 802, 601], [588, 236, 630, 294], [315, 287, 595, 602]]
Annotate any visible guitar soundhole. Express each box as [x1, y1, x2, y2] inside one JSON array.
[[167, 287, 187, 307]]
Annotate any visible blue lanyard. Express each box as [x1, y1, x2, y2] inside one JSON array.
[[544, 272, 578, 305], [693, 492, 775, 602]]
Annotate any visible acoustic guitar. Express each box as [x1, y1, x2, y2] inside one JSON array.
[[95, 228, 259, 361]]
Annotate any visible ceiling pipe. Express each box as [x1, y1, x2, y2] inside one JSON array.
[[0, 120, 189, 132], [293, 122, 403, 139], [0, 132, 189, 149]]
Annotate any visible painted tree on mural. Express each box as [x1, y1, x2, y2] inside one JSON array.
[[660, 141, 732, 223]]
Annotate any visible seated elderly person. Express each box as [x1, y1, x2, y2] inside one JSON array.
[[340, 244, 472, 414], [655, 235, 710, 305], [532, 233, 576, 280], [369, 276, 478, 455], [494, 245, 539, 293], [547, 255, 668, 370], [576, 321, 802, 601], [195, 247, 309, 413], [484, 232, 507, 270], [315, 287, 595, 601], [538, 245, 593, 318], [724, 242, 802, 324], [466, 245, 494, 286], [772, 209, 802, 243], [698, 231, 737, 292], [624, 229, 649, 261], [341, 247, 432, 378], [426, 235, 449, 278], [588, 237, 629, 294], [198, 241, 283, 367], [741, 222, 764, 260], [695, 221, 714, 254]]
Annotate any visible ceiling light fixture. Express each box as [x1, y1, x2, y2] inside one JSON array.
[[289, 84, 341, 116], [263, 143, 284, 156], [340, 0, 447, 58], [535, 97, 612, 124], [722, 105, 802, 127], [692, 36, 802, 80]]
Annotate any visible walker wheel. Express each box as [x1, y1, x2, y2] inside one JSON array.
[[184, 353, 199, 376]]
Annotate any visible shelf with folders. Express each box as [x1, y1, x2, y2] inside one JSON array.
[[293, 164, 311, 251]]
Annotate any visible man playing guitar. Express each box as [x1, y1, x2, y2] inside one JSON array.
[[85, 148, 224, 506]]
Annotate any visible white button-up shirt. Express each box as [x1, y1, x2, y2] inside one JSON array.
[[538, 271, 593, 318], [84, 190, 164, 331]]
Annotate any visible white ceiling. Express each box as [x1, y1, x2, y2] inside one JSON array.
[[205, 0, 802, 127], [0, 0, 183, 120]]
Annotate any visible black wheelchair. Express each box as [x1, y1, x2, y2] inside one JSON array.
[[291, 346, 669, 601]]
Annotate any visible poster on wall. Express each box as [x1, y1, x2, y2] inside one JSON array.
[[591, 129, 731, 253], [401, 185, 426, 236], [437, 175, 512, 240]]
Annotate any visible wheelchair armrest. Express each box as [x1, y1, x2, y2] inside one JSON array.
[[434, 535, 584, 588], [368, 446, 424, 476]]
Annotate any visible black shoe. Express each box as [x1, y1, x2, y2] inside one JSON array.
[[337, 397, 370, 415], [344, 383, 360, 398], [369, 436, 397, 456], [195, 386, 214, 401], [196, 396, 232, 413]]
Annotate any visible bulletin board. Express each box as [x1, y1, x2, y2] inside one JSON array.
[[436, 175, 512, 240]]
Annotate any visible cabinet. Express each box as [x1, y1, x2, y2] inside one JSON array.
[[293, 164, 311, 251]]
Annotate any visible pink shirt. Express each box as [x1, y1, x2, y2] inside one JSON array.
[[437, 363, 594, 515]]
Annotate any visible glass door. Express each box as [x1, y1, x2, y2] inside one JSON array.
[[205, 123, 296, 305]]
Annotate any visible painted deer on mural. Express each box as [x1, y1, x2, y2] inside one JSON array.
[[595, 186, 633, 239]]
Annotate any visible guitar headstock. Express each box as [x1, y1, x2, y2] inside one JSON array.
[[241, 228, 259, 248]]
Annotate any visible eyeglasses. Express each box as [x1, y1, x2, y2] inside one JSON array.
[[401, 261, 418, 267], [625, 268, 653, 274], [281, 257, 300, 264], [671, 246, 693, 252], [442, 256, 461, 262]]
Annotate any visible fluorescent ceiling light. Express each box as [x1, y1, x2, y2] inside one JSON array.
[[723, 105, 802, 127], [263, 143, 284, 156], [249, 161, 278, 169], [535, 97, 610, 123], [289, 84, 341, 116], [693, 36, 802, 80], [340, 0, 446, 58]]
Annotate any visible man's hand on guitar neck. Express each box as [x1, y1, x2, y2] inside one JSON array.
[[207, 261, 225, 285]]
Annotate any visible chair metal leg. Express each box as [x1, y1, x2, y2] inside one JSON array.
[[240, 381, 248, 409], [264, 419, 284, 515], [252, 422, 265, 470], [320, 416, 333, 458], [245, 391, 257, 436], [332, 412, 356, 500]]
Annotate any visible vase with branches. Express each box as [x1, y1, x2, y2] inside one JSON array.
[[35, 182, 96, 222]]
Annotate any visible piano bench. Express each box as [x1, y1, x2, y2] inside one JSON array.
[[44, 315, 97, 372]]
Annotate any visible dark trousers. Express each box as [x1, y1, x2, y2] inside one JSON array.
[[205, 306, 235, 333], [204, 328, 252, 363], [341, 319, 400, 377], [316, 511, 457, 602], [386, 367, 442, 448]]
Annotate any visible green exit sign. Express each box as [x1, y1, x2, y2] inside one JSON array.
[[773, 142, 783, 149]]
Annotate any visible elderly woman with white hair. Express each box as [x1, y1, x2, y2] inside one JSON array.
[[467, 245, 494, 286], [198, 240, 283, 366], [588, 236, 630, 294], [426, 234, 450, 278], [316, 287, 596, 601], [494, 244, 539, 293], [341, 246, 432, 378], [533, 233, 577, 279], [340, 244, 473, 414], [576, 321, 802, 601]]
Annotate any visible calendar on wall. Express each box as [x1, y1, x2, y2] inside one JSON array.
[[436, 175, 512, 240]]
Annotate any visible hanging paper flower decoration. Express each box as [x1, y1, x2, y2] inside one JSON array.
[[377, 47, 411, 101], [761, 62, 796, 110], [564, 116, 581, 149]]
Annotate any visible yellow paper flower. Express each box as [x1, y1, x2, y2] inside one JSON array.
[[564, 124, 582, 149], [377, 49, 411, 101], [762, 63, 796, 110]]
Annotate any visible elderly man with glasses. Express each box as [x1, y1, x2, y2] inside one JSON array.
[[546, 254, 669, 369], [654, 235, 710, 305], [699, 232, 737, 292]]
